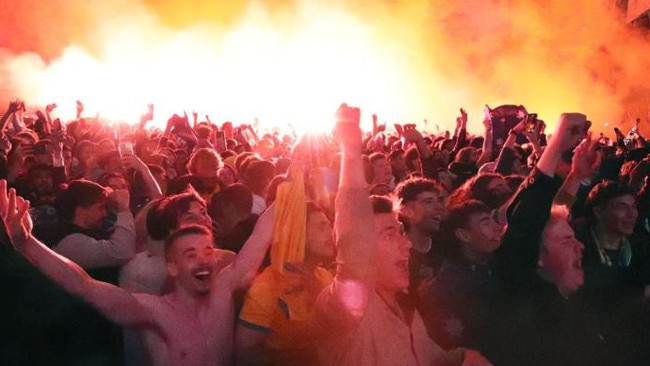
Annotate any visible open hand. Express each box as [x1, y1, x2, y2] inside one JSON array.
[[0, 180, 33, 248], [402, 124, 423, 143], [121, 154, 148, 173], [7, 100, 22, 114], [571, 132, 601, 180]]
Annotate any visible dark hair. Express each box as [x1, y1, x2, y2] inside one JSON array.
[[388, 149, 404, 161], [98, 172, 129, 189], [439, 200, 492, 258], [148, 189, 206, 241], [209, 183, 253, 220], [404, 147, 420, 172], [443, 200, 492, 234], [455, 147, 477, 164], [164, 224, 212, 262], [585, 180, 637, 221], [266, 175, 288, 206], [57, 180, 108, 222], [245, 160, 276, 195], [370, 195, 394, 214], [369, 152, 387, 165], [394, 177, 442, 204], [447, 172, 508, 210], [369, 183, 393, 196], [27, 163, 54, 179]]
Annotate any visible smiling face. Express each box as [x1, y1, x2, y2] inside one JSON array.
[[166, 232, 217, 296], [594, 194, 638, 237], [402, 190, 445, 233]]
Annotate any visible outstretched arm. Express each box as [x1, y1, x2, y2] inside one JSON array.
[[0, 180, 154, 329]]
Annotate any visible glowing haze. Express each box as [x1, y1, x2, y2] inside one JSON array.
[[1, 0, 649, 135]]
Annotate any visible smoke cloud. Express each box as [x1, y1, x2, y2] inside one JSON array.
[[1, 0, 649, 134]]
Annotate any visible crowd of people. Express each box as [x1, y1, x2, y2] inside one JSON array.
[[1, 98, 649, 365]]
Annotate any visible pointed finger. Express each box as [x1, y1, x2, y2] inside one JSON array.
[[7, 188, 17, 219], [0, 180, 7, 218]]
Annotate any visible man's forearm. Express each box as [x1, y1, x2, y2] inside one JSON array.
[[20, 235, 95, 296]]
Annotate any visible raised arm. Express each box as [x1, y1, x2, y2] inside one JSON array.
[[309, 104, 378, 334], [122, 154, 163, 200], [497, 113, 589, 288], [219, 205, 275, 289], [0, 180, 154, 328], [0, 101, 21, 136], [554, 132, 601, 207], [476, 110, 494, 167], [332, 104, 377, 284]]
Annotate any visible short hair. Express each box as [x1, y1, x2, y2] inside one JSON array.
[[438, 200, 492, 258], [164, 224, 213, 262], [388, 149, 404, 161], [394, 177, 442, 205], [369, 183, 393, 196], [455, 147, 477, 164], [148, 189, 206, 241], [187, 148, 222, 175], [245, 160, 276, 194], [209, 183, 252, 219], [370, 195, 394, 214], [369, 152, 388, 165], [442, 200, 492, 234], [57, 180, 108, 222], [404, 147, 420, 171], [584, 180, 637, 221], [74, 140, 93, 157], [98, 172, 129, 189]]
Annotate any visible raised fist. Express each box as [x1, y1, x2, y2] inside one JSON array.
[[333, 103, 362, 149]]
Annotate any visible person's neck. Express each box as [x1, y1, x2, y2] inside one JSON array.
[[376, 286, 402, 318], [460, 245, 491, 265], [593, 223, 624, 250], [407, 229, 432, 253]]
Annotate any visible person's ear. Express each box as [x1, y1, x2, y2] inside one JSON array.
[[166, 262, 179, 277], [454, 227, 471, 243], [400, 203, 415, 220], [593, 206, 605, 222]]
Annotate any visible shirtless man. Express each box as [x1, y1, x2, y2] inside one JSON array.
[[0, 179, 274, 366]]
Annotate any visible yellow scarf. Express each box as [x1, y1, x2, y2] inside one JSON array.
[[271, 165, 307, 273]]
